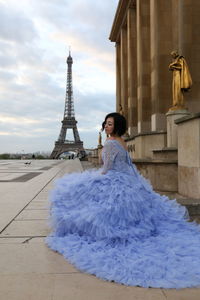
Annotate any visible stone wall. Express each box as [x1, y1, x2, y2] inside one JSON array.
[[135, 160, 178, 192], [176, 114, 200, 198], [127, 132, 167, 160]]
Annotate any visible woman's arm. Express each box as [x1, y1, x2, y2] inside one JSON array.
[[101, 141, 118, 174], [169, 62, 182, 70]]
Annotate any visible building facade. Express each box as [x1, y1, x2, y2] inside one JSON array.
[[109, 0, 200, 198]]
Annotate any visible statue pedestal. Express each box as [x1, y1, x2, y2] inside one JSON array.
[[166, 109, 191, 147]]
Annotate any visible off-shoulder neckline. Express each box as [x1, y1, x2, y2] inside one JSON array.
[[106, 139, 127, 152]]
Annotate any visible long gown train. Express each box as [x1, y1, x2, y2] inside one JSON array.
[[46, 139, 200, 289]]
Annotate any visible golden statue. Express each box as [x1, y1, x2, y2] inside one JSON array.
[[169, 50, 192, 110], [98, 130, 103, 164], [98, 130, 102, 148]]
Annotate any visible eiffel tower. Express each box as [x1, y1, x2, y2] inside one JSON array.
[[50, 51, 85, 159]]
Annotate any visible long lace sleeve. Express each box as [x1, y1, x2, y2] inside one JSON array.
[[102, 140, 118, 174]]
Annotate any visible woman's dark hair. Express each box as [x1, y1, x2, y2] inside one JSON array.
[[102, 112, 127, 136]]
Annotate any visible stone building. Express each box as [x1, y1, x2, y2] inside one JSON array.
[[109, 0, 200, 199]]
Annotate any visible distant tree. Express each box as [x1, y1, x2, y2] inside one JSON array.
[[35, 154, 45, 159], [0, 153, 10, 159]]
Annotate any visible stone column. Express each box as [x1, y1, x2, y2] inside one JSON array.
[[179, 0, 200, 113], [166, 109, 190, 147], [116, 42, 121, 112], [176, 114, 200, 199], [136, 0, 151, 133], [120, 27, 128, 123], [127, 7, 137, 136], [150, 0, 173, 132]]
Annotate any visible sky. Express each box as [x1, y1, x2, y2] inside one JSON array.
[[0, 0, 119, 154]]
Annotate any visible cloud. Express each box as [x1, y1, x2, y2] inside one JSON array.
[[0, 69, 16, 81], [0, 2, 38, 43], [0, 114, 41, 124]]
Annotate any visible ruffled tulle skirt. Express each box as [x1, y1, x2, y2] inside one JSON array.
[[46, 168, 200, 289]]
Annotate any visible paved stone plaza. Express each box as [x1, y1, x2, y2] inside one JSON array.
[[0, 159, 200, 300]]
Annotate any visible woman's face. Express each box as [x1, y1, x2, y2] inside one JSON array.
[[104, 117, 114, 136]]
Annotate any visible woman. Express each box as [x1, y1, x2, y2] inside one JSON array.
[[46, 112, 200, 289]]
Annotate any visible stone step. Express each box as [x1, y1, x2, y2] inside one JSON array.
[[158, 191, 200, 219], [152, 147, 178, 160], [134, 159, 178, 193]]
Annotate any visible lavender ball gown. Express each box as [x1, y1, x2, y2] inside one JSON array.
[[46, 139, 200, 289]]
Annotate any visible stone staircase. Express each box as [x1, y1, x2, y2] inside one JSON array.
[[152, 147, 177, 161], [151, 147, 200, 222], [159, 191, 200, 223]]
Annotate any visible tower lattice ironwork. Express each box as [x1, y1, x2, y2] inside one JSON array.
[[50, 52, 85, 159]]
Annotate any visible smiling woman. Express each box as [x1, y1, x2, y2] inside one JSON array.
[[46, 112, 200, 289], [103, 112, 126, 137]]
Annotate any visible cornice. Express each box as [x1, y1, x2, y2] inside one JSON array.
[[109, 0, 136, 43]]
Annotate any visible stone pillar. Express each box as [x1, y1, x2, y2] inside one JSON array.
[[179, 0, 200, 113], [166, 109, 190, 147], [136, 0, 151, 133], [120, 27, 128, 122], [176, 114, 200, 199], [127, 7, 137, 136], [116, 42, 121, 112], [150, 0, 173, 131], [171, 0, 180, 49]]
